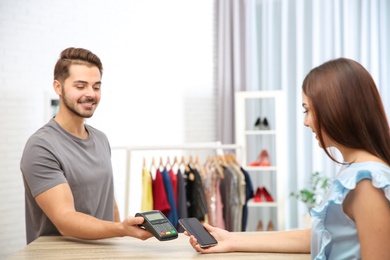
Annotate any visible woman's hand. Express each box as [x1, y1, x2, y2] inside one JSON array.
[[186, 223, 235, 253]]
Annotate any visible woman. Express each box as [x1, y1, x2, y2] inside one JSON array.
[[187, 58, 390, 259]]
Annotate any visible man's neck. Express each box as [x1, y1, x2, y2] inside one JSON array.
[[54, 114, 88, 139]]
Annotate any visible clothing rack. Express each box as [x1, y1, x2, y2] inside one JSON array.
[[111, 141, 242, 217]]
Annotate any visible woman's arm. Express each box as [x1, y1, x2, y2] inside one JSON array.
[[344, 179, 390, 259], [188, 223, 311, 254]]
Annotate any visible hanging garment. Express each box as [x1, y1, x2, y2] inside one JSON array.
[[240, 166, 254, 231], [202, 160, 227, 229], [175, 168, 188, 232], [152, 169, 170, 216], [161, 168, 179, 227], [230, 163, 246, 231], [185, 164, 208, 221], [215, 174, 226, 229], [168, 168, 178, 206], [219, 165, 239, 231], [141, 166, 153, 211], [202, 161, 215, 225]]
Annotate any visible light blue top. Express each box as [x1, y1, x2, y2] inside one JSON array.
[[310, 162, 390, 259]]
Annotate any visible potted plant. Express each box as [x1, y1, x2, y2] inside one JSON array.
[[290, 172, 329, 228]]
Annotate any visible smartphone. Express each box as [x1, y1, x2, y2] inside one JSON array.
[[135, 210, 178, 241], [178, 218, 218, 247]]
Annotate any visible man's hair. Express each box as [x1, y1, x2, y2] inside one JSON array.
[[302, 57, 390, 165], [53, 47, 103, 83]]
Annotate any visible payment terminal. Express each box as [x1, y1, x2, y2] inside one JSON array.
[[135, 210, 178, 241]]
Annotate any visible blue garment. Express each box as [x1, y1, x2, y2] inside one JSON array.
[[161, 169, 179, 227], [240, 167, 254, 231], [310, 162, 390, 259]]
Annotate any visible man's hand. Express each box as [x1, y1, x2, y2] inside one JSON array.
[[121, 216, 153, 240]]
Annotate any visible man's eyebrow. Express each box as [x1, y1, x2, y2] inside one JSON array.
[[73, 80, 88, 84], [73, 80, 102, 85]]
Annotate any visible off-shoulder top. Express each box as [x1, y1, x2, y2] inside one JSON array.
[[310, 162, 390, 259]]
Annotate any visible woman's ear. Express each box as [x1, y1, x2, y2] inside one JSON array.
[[53, 80, 62, 96]]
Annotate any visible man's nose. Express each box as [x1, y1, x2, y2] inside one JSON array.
[[84, 86, 96, 97]]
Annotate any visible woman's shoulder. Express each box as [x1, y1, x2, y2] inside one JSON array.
[[335, 161, 390, 197]]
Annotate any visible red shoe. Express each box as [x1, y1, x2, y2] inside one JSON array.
[[249, 161, 260, 166], [261, 187, 274, 202], [253, 187, 262, 202], [259, 150, 270, 166], [249, 150, 271, 166]]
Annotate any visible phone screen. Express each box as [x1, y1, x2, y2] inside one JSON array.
[[179, 218, 218, 247]]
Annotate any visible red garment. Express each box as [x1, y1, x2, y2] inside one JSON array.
[[168, 168, 178, 206], [152, 169, 170, 216]]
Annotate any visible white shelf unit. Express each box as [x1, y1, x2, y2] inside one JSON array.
[[234, 90, 287, 231]]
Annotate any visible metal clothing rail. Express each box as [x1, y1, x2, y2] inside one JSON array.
[[111, 141, 242, 217]]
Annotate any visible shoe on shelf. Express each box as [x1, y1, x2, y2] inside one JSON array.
[[253, 186, 274, 202], [266, 220, 274, 231], [259, 150, 271, 166], [253, 187, 262, 202], [249, 160, 260, 166], [256, 220, 263, 231], [260, 117, 270, 130], [254, 117, 261, 130], [261, 187, 274, 202], [249, 149, 271, 166]]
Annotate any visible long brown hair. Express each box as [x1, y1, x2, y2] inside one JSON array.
[[53, 47, 103, 83], [302, 58, 390, 165]]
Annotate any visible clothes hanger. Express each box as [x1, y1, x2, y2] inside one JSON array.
[[173, 156, 178, 167], [150, 156, 157, 170], [189, 155, 195, 166], [171, 155, 179, 173], [180, 155, 190, 172], [230, 153, 240, 165], [213, 155, 224, 179], [224, 154, 232, 165], [149, 157, 157, 180], [218, 154, 228, 167], [196, 155, 206, 179], [205, 155, 211, 164], [159, 156, 165, 171], [165, 156, 172, 171]]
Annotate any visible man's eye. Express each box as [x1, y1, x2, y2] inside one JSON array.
[[76, 85, 85, 89]]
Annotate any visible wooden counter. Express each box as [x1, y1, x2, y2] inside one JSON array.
[[8, 233, 310, 259]]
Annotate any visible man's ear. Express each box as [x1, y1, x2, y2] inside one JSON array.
[[53, 80, 62, 96]]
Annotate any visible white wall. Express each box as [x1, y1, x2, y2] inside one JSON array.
[[0, 0, 215, 257]]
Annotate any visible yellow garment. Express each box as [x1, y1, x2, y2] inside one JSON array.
[[141, 167, 153, 211]]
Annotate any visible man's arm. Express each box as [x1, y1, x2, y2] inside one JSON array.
[[35, 183, 152, 240], [114, 198, 121, 222]]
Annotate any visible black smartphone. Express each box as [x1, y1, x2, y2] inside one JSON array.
[[178, 217, 218, 247]]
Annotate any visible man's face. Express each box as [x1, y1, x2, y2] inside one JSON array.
[[60, 64, 102, 118]]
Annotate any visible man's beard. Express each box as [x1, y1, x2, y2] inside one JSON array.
[[61, 89, 97, 118]]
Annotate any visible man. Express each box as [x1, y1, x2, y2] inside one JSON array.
[[20, 47, 152, 244]]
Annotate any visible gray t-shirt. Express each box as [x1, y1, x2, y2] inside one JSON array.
[[20, 119, 114, 244]]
